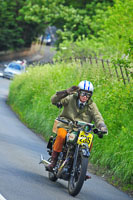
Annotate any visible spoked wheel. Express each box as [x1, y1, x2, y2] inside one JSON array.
[[68, 155, 88, 196]]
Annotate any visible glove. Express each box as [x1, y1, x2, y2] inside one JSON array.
[[100, 127, 108, 135], [56, 86, 79, 99], [98, 123, 108, 134], [66, 86, 79, 95]]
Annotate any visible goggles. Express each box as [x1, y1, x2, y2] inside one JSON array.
[[79, 91, 92, 98]]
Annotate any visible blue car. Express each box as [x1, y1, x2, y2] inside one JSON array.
[[44, 34, 52, 46]]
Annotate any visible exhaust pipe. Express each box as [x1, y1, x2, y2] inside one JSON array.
[[39, 154, 51, 166]]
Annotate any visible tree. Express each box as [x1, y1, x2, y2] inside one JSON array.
[[0, 0, 113, 51], [0, 0, 47, 50], [95, 0, 133, 58], [0, 0, 25, 50]]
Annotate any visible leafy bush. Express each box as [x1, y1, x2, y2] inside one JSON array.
[[55, 0, 133, 63], [0, 0, 113, 51], [8, 61, 133, 187], [91, 81, 133, 184]]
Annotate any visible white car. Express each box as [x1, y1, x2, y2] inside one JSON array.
[[3, 61, 26, 79], [0, 72, 3, 77]]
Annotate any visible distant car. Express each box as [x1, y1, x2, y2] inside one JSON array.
[[3, 62, 26, 79], [44, 34, 52, 46]]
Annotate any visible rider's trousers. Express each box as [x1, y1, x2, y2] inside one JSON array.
[[53, 128, 67, 152]]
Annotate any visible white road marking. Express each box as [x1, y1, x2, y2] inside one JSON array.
[[0, 194, 7, 200]]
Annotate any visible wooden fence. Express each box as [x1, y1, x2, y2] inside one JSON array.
[[47, 56, 131, 85], [85, 57, 130, 85], [34, 53, 131, 85]]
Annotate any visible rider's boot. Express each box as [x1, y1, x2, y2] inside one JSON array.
[[45, 151, 59, 172]]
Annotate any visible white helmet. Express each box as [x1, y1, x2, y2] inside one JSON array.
[[78, 80, 94, 94]]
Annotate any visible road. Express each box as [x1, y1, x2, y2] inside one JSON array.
[[25, 45, 56, 64], [0, 77, 132, 200], [0, 45, 56, 70]]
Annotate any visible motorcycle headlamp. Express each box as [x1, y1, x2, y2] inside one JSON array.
[[84, 125, 91, 132]]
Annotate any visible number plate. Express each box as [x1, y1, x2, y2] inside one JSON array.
[[77, 131, 93, 148]]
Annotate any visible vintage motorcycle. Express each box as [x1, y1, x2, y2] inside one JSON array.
[[40, 117, 107, 196]]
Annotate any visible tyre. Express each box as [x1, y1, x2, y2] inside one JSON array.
[[48, 171, 58, 182], [68, 155, 88, 196]]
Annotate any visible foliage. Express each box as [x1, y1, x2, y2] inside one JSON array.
[[55, 0, 133, 64], [91, 80, 133, 184], [0, 0, 25, 50], [0, 0, 47, 51], [54, 37, 98, 61], [19, 0, 113, 42], [0, 0, 113, 51], [0, 0, 132, 57], [8, 61, 133, 188], [112, 57, 133, 69], [96, 0, 133, 59]]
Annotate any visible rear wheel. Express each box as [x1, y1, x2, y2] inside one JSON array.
[[68, 155, 88, 196]]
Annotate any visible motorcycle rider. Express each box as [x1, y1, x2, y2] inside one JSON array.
[[46, 80, 108, 172]]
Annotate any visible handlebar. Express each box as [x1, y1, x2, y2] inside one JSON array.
[[56, 117, 107, 136], [56, 117, 69, 125], [56, 117, 94, 128], [93, 128, 107, 135]]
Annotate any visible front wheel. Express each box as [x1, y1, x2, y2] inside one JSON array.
[[68, 155, 88, 196]]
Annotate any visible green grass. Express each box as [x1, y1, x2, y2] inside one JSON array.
[[8, 60, 133, 191]]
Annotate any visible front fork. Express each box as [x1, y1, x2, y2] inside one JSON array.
[[71, 144, 90, 176], [71, 145, 79, 176]]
